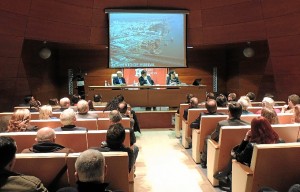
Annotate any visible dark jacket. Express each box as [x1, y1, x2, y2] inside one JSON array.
[[22, 142, 74, 153], [0, 169, 48, 192], [190, 112, 225, 129], [56, 181, 120, 192], [166, 77, 180, 85], [138, 76, 154, 86], [211, 118, 250, 142], [233, 140, 254, 166], [54, 125, 87, 131], [183, 106, 199, 121], [113, 77, 126, 85]]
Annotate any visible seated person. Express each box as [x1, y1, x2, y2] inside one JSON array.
[[0, 136, 48, 191], [238, 96, 253, 115], [113, 71, 126, 85], [190, 99, 224, 129], [97, 123, 134, 173], [76, 100, 98, 119], [117, 101, 135, 128], [53, 97, 71, 112], [92, 94, 106, 106], [22, 127, 74, 153], [57, 149, 118, 192], [246, 91, 256, 102], [7, 109, 38, 132], [227, 93, 237, 102], [216, 94, 228, 107], [54, 109, 87, 131], [256, 97, 281, 114], [261, 107, 279, 124], [71, 94, 81, 106], [183, 97, 199, 121], [166, 70, 181, 85], [282, 94, 300, 113], [19, 95, 41, 107], [39, 105, 57, 120], [138, 70, 154, 86]]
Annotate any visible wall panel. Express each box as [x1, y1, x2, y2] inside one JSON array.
[[0, 10, 27, 36], [261, 0, 300, 18], [0, 35, 23, 57], [0, 0, 31, 15], [268, 35, 300, 57]]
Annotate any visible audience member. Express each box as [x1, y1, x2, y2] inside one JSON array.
[[22, 127, 74, 153], [76, 100, 98, 119], [200, 102, 249, 168], [166, 70, 181, 85], [39, 105, 57, 120], [87, 100, 95, 111], [19, 95, 34, 106], [282, 94, 300, 113], [238, 96, 253, 115], [109, 110, 138, 164], [48, 98, 59, 107], [292, 104, 300, 123], [256, 97, 281, 114], [183, 97, 199, 121], [97, 123, 134, 172], [54, 109, 87, 131], [138, 70, 154, 86], [190, 99, 224, 129], [227, 93, 237, 102], [216, 94, 228, 107], [0, 136, 48, 191], [206, 92, 215, 100], [214, 117, 279, 187], [57, 149, 119, 192], [92, 94, 107, 106], [117, 101, 134, 128], [261, 107, 279, 124], [113, 71, 126, 85], [71, 94, 81, 106], [53, 97, 71, 112], [7, 109, 38, 132], [246, 92, 256, 101]]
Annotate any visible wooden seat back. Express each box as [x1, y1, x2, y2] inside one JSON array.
[[75, 119, 98, 130], [232, 143, 300, 192], [30, 119, 61, 128], [67, 152, 129, 192], [30, 112, 61, 120], [97, 118, 130, 130], [277, 113, 293, 124], [14, 153, 69, 190], [55, 131, 88, 152], [90, 110, 111, 118], [0, 132, 37, 153]]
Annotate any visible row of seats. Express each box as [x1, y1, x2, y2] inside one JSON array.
[[0, 130, 131, 153], [13, 152, 130, 192]]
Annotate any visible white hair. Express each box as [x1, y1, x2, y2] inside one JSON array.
[[77, 100, 89, 113], [60, 108, 76, 126], [238, 96, 251, 110], [262, 97, 275, 109]]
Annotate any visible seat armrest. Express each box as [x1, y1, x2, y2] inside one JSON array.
[[207, 139, 220, 186], [232, 160, 253, 192]]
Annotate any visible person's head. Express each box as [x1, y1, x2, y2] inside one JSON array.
[[228, 102, 242, 119], [261, 97, 275, 109], [205, 99, 217, 113], [116, 94, 125, 103], [185, 93, 194, 103], [7, 109, 31, 132], [206, 92, 215, 100], [24, 95, 34, 104], [228, 93, 237, 102], [39, 105, 53, 120], [0, 136, 17, 170], [109, 110, 122, 123], [238, 96, 251, 111], [141, 70, 147, 77], [60, 108, 76, 126], [49, 98, 59, 106], [189, 97, 199, 108], [246, 92, 256, 101], [292, 104, 300, 123], [216, 94, 228, 107], [261, 107, 279, 124], [71, 94, 81, 105], [118, 101, 128, 114], [88, 100, 95, 111], [288, 94, 300, 108], [106, 123, 125, 149], [250, 116, 279, 144], [116, 71, 123, 78], [77, 100, 89, 114], [264, 93, 274, 99], [60, 97, 71, 108], [36, 127, 56, 143], [93, 94, 102, 102], [168, 70, 176, 79], [75, 149, 106, 183]]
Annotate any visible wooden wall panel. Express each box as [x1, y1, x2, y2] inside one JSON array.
[[0, 57, 21, 78], [29, 0, 93, 26], [25, 17, 91, 43], [200, 0, 251, 9], [202, 21, 266, 45], [90, 27, 108, 45], [265, 13, 300, 38], [271, 56, 300, 75], [0, 10, 27, 36], [0, 35, 23, 57], [202, 1, 263, 26], [261, 0, 300, 18], [187, 27, 203, 46], [0, 79, 18, 111], [0, 0, 31, 15], [147, 0, 201, 10], [268, 35, 300, 57], [188, 10, 202, 29], [92, 8, 107, 27], [56, 0, 94, 8], [94, 0, 147, 9]]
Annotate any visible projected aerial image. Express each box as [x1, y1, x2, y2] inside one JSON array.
[[109, 13, 186, 68]]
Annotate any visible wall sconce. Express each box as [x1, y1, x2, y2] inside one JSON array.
[[39, 41, 51, 59], [243, 42, 255, 58]]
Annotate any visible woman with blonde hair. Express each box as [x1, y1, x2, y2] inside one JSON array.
[[39, 105, 55, 120], [261, 107, 279, 124], [7, 109, 37, 132]]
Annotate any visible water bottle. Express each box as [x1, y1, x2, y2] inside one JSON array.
[[104, 80, 107, 86]]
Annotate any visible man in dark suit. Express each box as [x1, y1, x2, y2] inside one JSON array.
[[190, 99, 225, 129], [54, 109, 87, 131], [113, 71, 126, 85], [138, 70, 154, 86], [200, 102, 249, 168], [183, 97, 199, 121]]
